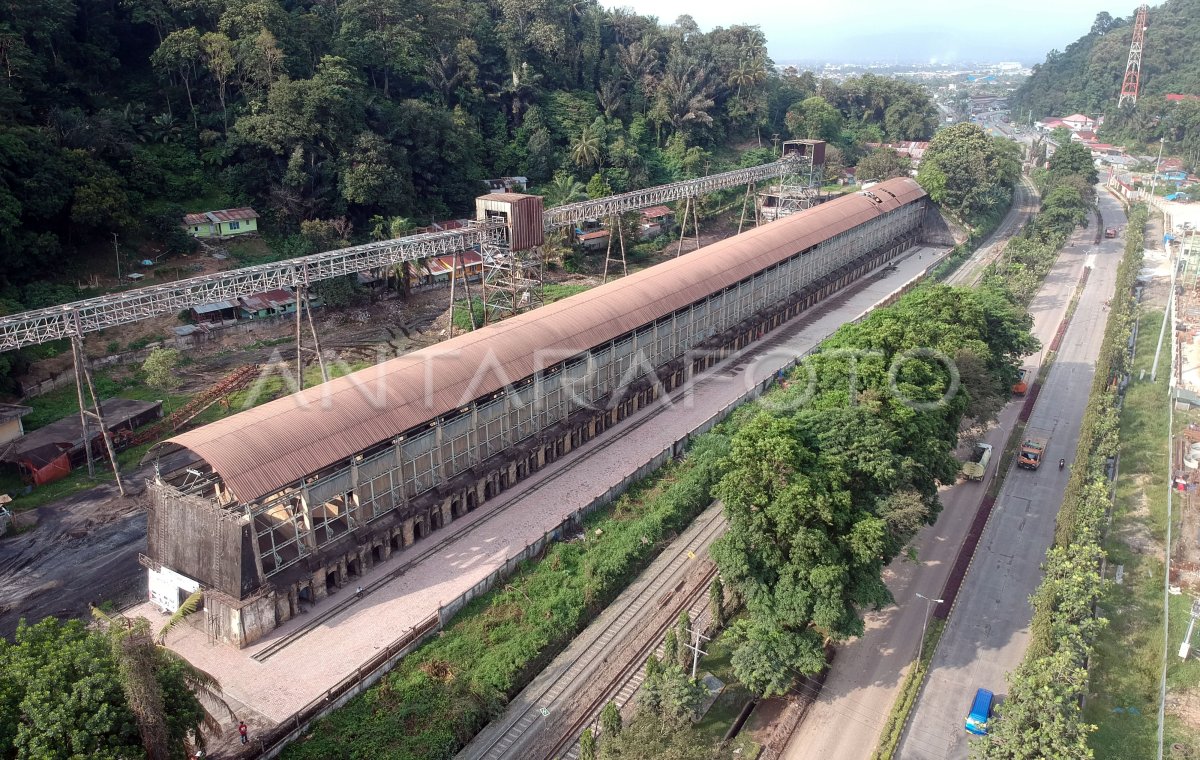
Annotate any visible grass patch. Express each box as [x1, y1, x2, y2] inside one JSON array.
[[543, 283, 590, 303], [871, 617, 946, 760], [224, 236, 278, 265], [450, 285, 592, 334], [1085, 307, 1200, 758]]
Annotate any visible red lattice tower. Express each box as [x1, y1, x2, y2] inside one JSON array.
[[1119, 5, 1150, 108]]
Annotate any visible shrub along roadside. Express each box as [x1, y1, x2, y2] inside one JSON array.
[[971, 204, 1148, 759], [281, 433, 730, 760]]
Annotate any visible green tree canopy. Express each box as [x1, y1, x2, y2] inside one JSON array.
[[917, 124, 1022, 225], [0, 617, 206, 760], [855, 147, 912, 182], [785, 96, 843, 142]]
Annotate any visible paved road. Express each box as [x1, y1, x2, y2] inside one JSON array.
[[785, 190, 1124, 760], [894, 189, 1127, 760]]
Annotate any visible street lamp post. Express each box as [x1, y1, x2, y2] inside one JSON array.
[[915, 592, 945, 664]]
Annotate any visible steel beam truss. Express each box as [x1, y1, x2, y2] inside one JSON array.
[[480, 240, 544, 323], [1119, 5, 1150, 108], [0, 157, 805, 353]]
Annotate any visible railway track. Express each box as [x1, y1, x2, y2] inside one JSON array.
[[557, 566, 718, 760], [944, 174, 1040, 287], [461, 505, 726, 760]]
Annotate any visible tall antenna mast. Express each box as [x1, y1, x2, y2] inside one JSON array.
[[1118, 5, 1150, 108]]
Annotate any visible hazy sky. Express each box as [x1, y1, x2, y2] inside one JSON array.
[[613, 0, 1122, 64]]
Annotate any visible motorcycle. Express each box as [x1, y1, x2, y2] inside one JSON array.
[[1059, 458, 1066, 470]]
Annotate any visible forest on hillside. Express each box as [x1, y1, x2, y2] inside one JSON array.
[[0, 1, 939, 307], [1012, 0, 1200, 165]]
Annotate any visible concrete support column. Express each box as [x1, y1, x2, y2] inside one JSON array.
[[312, 569, 329, 601]]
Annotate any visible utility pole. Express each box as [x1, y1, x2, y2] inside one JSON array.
[[915, 592, 944, 663], [684, 627, 711, 679], [112, 232, 121, 282], [1150, 137, 1165, 198]]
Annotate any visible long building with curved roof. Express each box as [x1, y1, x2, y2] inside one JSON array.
[[146, 178, 929, 646]]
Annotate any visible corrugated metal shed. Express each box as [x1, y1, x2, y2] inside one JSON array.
[[476, 194, 545, 250], [157, 178, 926, 503], [192, 300, 239, 315]]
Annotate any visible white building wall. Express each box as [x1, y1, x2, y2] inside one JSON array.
[[149, 565, 201, 613]]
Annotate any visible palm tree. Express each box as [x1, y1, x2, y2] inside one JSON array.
[[596, 80, 624, 118], [92, 592, 234, 759], [495, 62, 543, 128], [571, 124, 603, 171], [652, 57, 716, 137], [542, 173, 587, 208], [540, 173, 587, 263]]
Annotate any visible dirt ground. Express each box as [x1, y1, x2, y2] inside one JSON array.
[[1166, 686, 1200, 733], [0, 218, 742, 637]]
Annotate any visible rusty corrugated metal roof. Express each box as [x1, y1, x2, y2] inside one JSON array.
[[183, 207, 258, 226], [156, 178, 926, 503]]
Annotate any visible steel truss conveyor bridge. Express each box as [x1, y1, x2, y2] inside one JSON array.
[[0, 157, 806, 353]]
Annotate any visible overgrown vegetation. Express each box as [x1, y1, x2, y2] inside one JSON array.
[[709, 285, 1036, 694], [282, 434, 729, 760], [0, 616, 210, 760], [971, 205, 1149, 759], [593, 626, 760, 760], [917, 123, 1022, 228]]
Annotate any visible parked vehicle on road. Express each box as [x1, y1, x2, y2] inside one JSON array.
[[962, 443, 993, 481], [1104, 227, 1117, 238], [965, 688, 994, 735], [1011, 368, 1032, 395]]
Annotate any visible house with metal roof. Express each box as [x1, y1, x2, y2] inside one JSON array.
[[183, 207, 259, 238], [0, 403, 32, 447]]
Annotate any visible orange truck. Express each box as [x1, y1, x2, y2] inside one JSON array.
[[1012, 368, 1032, 395], [1018, 435, 1047, 470]]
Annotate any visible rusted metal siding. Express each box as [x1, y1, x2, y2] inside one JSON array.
[[158, 179, 925, 503], [475, 194, 545, 250]]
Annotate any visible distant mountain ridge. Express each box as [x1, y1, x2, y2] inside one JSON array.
[[1012, 0, 1200, 118]]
